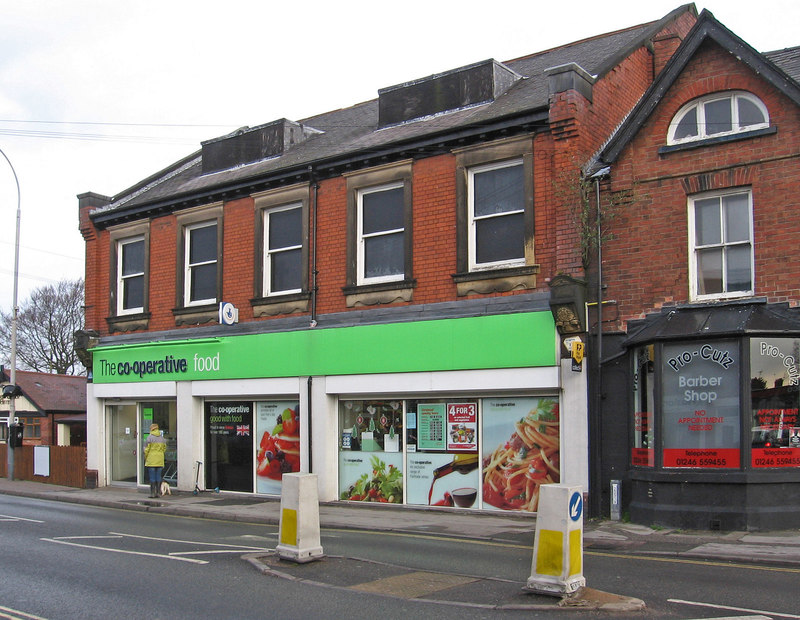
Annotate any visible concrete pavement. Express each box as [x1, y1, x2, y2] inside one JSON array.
[[2, 478, 799, 611]]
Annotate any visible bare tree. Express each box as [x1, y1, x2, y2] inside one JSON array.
[[0, 278, 85, 375]]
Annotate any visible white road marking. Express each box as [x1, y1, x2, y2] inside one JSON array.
[[0, 604, 48, 620], [109, 531, 266, 549], [42, 531, 269, 563], [41, 537, 208, 564], [171, 549, 273, 557], [0, 514, 44, 523], [669, 598, 800, 618]]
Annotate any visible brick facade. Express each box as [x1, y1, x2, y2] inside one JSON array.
[[79, 15, 697, 338], [600, 39, 800, 331]]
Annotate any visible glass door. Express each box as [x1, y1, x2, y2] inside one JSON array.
[[108, 403, 138, 485]]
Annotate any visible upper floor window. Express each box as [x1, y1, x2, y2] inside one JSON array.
[[668, 92, 769, 145], [468, 159, 525, 270], [117, 236, 145, 315], [184, 220, 218, 306], [264, 203, 303, 295], [689, 189, 753, 300], [344, 162, 413, 305], [357, 182, 405, 284]]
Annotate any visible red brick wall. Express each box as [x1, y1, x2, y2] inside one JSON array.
[[80, 12, 698, 337], [148, 214, 177, 332], [601, 39, 800, 331]]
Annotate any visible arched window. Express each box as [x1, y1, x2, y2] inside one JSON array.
[[668, 91, 769, 145]]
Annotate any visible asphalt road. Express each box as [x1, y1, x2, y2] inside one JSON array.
[[1, 494, 799, 619]]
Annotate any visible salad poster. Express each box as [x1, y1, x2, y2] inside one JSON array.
[[256, 401, 300, 495], [339, 453, 403, 503]]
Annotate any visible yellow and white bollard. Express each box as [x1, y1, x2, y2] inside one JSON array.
[[276, 472, 324, 563], [526, 484, 585, 596]]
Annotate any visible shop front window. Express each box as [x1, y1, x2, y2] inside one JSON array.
[[337, 396, 560, 512], [407, 399, 479, 508], [632, 345, 655, 467], [750, 338, 800, 467], [661, 340, 741, 468], [338, 400, 404, 503]]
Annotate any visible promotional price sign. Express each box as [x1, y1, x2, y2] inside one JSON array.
[[446, 403, 477, 451]]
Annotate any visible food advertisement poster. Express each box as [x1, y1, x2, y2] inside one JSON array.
[[750, 338, 800, 468], [255, 401, 300, 494], [662, 341, 740, 468], [407, 452, 480, 507], [447, 403, 477, 451], [481, 397, 560, 512], [339, 452, 403, 503], [418, 404, 445, 450]]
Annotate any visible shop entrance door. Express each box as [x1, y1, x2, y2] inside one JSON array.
[[108, 403, 138, 485]]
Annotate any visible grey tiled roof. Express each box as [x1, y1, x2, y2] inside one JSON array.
[[91, 6, 694, 224], [1, 369, 86, 413], [765, 46, 800, 82]]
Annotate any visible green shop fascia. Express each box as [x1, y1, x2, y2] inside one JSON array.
[[91, 312, 557, 383]]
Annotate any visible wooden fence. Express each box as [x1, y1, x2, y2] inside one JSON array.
[[0, 445, 88, 488]]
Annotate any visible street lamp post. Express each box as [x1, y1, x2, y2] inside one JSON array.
[[1, 147, 21, 481]]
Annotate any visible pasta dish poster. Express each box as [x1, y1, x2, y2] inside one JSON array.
[[482, 397, 560, 512]]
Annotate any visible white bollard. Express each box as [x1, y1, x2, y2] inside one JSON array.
[[276, 472, 324, 563], [526, 484, 586, 596]]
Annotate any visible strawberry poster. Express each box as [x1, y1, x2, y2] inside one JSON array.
[[255, 401, 300, 494]]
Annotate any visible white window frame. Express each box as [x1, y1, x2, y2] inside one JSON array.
[[263, 202, 303, 296], [467, 158, 526, 271], [116, 235, 145, 315], [688, 188, 754, 301], [357, 181, 405, 285], [668, 91, 769, 145], [184, 220, 218, 306]]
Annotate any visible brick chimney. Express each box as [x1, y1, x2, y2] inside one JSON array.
[[652, 32, 683, 76]]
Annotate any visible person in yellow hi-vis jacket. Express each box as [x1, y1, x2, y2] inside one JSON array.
[[144, 423, 167, 498]]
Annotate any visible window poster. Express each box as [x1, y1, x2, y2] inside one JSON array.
[[338, 452, 403, 503], [750, 338, 800, 468], [407, 452, 480, 507], [255, 401, 300, 494], [447, 403, 477, 451], [417, 403, 446, 450], [481, 397, 560, 512], [661, 341, 740, 468]]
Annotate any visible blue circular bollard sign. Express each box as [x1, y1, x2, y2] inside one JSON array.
[[569, 491, 583, 521]]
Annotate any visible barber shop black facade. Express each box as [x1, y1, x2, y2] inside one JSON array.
[[596, 300, 800, 531]]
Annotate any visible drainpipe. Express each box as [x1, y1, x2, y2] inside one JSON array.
[[308, 165, 319, 328], [591, 166, 610, 518], [307, 165, 318, 474], [306, 376, 313, 474]]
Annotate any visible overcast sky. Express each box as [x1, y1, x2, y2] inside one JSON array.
[[0, 0, 797, 312]]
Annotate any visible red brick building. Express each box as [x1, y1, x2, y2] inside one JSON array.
[[1, 368, 86, 446], [591, 10, 800, 528], [77, 8, 700, 516]]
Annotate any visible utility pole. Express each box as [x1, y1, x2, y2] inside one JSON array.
[[1, 147, 21, 481]]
